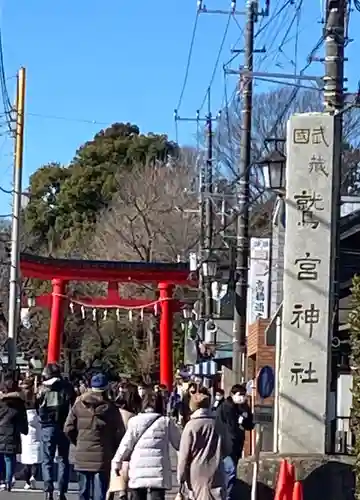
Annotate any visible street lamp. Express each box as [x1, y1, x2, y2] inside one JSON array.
[[182, 304, 193, 320], [202, 257, 218, 278], [258, 149, 286, 194]]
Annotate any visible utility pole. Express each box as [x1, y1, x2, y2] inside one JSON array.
[[324, 0, 346, 451], [8, 67, 26, 373], [198, 114, 206, 338], [323, 0, 346, 325], [174, 105, 215, 340], [324, 0, 345, 113], [232, 0, 257, 383], [204, 95, 214, 320]]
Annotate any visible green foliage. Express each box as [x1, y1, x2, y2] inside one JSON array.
[[173, 318, 185, 370], [24, 123, 179, 253], [20, 121, 190, 380], [349, 274, 360, 498]]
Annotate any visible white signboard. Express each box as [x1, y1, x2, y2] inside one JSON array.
[[247, 238, 270, 325], [279, 113, 337, 454]]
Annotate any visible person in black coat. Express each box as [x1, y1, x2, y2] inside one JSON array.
[[215, 384, 254, 500], [178, 382, 197, 426], [0, 378, 28, 491], [212, 388, 225, 412]]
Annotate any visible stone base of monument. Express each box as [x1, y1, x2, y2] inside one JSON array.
[[236, 453, 355, 500]]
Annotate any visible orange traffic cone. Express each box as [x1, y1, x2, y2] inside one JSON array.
[[292, 481, 303, 500], [286, 462, 296, 499], [274, 460, 289, 500]]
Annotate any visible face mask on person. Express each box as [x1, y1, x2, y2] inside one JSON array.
[[232, 393, 246, 405], [138, 388, 145, 398], [215, 394, 223, 401]]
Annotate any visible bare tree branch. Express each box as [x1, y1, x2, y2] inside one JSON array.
[[91, 161, 199, 263]]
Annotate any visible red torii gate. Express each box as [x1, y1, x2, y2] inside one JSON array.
[[20, 253, 196, 389]]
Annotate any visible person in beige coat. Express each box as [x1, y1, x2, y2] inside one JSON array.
[[177, 392, 225, 500], [107, 396, 135, 500]]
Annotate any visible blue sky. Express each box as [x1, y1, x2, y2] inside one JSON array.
[[0, 0, 359, 214]]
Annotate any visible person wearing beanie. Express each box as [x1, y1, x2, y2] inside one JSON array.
[[64, 373, 125, 500], [178, 393, 225, 500], [90, 374, 109, 392]]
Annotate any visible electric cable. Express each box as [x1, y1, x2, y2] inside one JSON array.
[[0, 28, 13, 134], [255, 0, 293, 39], [219, 32, 324, 197], [294, 1, 301, 75], [198, 12, 232, 112], [27, 112, 109, 126], [176, 11, 200, 111], [257, 0, 300, 72]]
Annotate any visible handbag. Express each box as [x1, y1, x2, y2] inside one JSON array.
[[122, 414, 162, 462]]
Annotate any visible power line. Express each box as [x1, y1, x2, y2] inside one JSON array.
[[256, 1, 297, 71], [198, 13, 232, 112], [219, 31, 324, 197], [27, 112, 109, 126], [0, 27, 13, 134], [176, 11, 200, 111], [255, 0, 293, 39]]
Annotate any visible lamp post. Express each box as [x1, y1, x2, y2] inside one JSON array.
[[202, 256, 218, 323], [258, 142, 286, 453], [258, 146, 286, 195], [202, 257, 218, 281]]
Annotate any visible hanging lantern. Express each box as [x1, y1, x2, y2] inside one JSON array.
[[116, 309, 121, 322], [128, 309, 133, 322], [140, 308, 144, 322], [103, 309, 107, 321], [92, 309, 97, 322], [81, 306, 85, 319], [69, 302, 74, 314]]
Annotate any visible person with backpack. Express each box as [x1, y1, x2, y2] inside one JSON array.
[[36, 363, 76, 500]]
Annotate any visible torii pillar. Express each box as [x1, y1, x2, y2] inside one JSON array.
[[159, 282, 174, 390], [48, 279, 67, 364]]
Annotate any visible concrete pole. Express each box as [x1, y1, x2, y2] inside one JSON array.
[[8, 67, 26, 373]]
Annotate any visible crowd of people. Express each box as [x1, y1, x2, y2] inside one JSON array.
[[0, 364, 254, 500]]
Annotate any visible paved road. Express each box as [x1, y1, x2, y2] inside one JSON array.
[[6, 448, 179, 500]]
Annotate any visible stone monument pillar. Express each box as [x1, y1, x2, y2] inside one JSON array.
[[278, 112, 338, 454]]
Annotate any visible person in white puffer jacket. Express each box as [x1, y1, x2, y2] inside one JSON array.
[[112, 391, 181, 500]]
